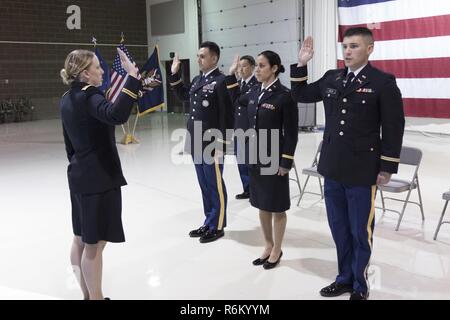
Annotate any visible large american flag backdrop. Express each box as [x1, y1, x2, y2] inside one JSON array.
[[337, 0, 450, 118]]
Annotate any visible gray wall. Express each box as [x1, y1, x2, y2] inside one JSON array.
[[0, 0, 148, 120]]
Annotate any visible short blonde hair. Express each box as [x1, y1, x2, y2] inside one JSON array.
[[60, 49, 95, 85]]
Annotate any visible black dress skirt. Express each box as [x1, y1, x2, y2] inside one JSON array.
[[249, 167, 291, 213], [70, 187, 125, 244]]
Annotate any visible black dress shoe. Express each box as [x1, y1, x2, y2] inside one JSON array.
[[189, 225, 209, 238], [320, 281, 353, 297], [349, 291, 368, 300], [199, 229, 224, 243], [252, 255, 270, 266], [235, 191, 250, 199], [263, 251, 283, 269]]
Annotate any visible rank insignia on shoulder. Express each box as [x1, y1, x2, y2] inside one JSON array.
[[81, 85, 94, 91]]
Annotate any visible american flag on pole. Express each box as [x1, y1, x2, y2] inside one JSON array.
[[337, 0, 450, 118], [106, 42, 134, 103]]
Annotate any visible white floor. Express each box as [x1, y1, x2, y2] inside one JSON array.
[[1, 112, 450, 300]]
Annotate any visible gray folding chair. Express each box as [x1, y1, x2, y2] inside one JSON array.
[[377, 146, 425, 231], [297, 141, 324, 206], [433, 190, 450, 240], [289, 161, 303, 200]]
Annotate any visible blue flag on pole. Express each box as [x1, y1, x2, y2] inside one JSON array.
[[94, 47, 111, 93], [138, 46, 164, 116]]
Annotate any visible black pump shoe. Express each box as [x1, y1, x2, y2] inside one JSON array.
[[263, 251, 283, 269], [252, 255, 270, 266]]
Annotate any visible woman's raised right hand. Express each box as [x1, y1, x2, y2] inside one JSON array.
[[118, 48, 139, 78]]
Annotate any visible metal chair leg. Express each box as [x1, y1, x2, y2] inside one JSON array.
[[380, 189, 386, 215], [416, 177, 425, 221], [297, 175, 310, 206], [395, 189, 413, 231], [292, 163, 302, 195], [318, 177, 324, 199], [434, 200, 449, 240]]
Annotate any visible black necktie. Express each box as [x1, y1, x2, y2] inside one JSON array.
[[258, 88, 266, 102], [240, 81, 245, 91], [344, 72, 355, 87]]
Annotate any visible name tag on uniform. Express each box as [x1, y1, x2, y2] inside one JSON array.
[[356, 88, 375, 93], [261, 103, 275, 110]]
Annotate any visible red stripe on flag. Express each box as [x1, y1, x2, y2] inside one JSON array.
[[110, 72, 118, 83], [337, 57, 450, 78], [107, 72, 119, 100], [109, 75, 124, 102], [338, 14, 450, 42], [110, 76, 128, 103], [404, 98, 450, 118]]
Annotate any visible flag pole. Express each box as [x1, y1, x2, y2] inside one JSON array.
[[94, 35, 129, 142], [130, 107, 140, 144], [118, 32, 134, 145], [122, 28, 138, 144], [119, 120, 132, 145], [132, 110, 139, 134]]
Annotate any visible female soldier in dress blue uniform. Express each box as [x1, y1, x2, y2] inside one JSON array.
[[60, 48, 140, 299], [228, 51, 298, 269]]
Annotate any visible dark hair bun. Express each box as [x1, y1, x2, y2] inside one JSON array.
[[279, 65, 285, 73]]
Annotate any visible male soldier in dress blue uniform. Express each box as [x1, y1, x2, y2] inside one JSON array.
[[169, 41, 234, 243], [291, 27, 405, 300], [227, 55, 259, 199]]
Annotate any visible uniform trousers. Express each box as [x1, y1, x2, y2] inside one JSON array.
[[193, 157, 227, 231], [324, 178, 376, 294], [234, 136, 249, 193]]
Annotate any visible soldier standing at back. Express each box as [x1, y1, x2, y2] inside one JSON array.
[[226, 55, 259, 200]]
